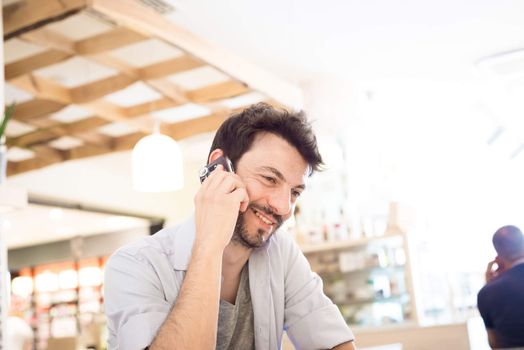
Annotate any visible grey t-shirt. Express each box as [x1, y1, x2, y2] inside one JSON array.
[[216, 264, 255, 350]]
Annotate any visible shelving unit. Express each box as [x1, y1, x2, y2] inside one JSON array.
[[9, 257, 107, 350], [0, 186, 28, 350], [300, 233, 418, 327]]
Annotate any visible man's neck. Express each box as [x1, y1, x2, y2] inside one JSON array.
[[222, 242, 252, 270], [510, 256, 524, 268], [220, 242, 252, 303]]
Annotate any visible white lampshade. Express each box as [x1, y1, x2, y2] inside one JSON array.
[[132, 132, 183, 192]]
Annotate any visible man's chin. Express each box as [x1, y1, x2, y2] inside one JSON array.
[[233, 229, 271, 249]]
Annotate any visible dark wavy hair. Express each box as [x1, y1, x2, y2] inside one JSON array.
[[208, 103, 323, 176]]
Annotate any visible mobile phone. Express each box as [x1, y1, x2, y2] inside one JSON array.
[[199, 156, 234, 183]]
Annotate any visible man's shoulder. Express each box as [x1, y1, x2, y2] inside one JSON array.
[[121, 226, 176, 252], [107, 225, 182, 266], [479, 270, 516, 297], [108, 216, 196, 272]]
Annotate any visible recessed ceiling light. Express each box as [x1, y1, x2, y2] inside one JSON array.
[[49, 208, 64, 220], [1, 219, 12, 230]]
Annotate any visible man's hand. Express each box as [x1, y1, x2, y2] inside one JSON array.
[[485, 257, 507, 283], [194, 165, 249, 252], [149, 166, 249, 350]]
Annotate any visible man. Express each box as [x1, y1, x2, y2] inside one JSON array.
[[478, 225, 524, 349], [104, 103, 356, 349]]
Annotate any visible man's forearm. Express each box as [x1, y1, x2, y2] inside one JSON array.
[[150, 245, 223, 349]]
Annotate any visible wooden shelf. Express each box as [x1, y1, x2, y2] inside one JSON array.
[[299, 233, 403, 254], [343, 294, 409, 306], [317, 264, 406, 276]]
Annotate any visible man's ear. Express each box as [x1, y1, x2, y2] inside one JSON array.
[[208, 149, 224, 164]]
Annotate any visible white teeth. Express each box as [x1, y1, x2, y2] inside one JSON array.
[[254, 211, 273, 225]]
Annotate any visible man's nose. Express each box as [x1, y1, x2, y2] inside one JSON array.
[[268, 186, 292, 217]]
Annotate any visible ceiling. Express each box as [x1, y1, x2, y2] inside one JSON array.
[[165, 0, 524, 83], [4, 0, 524, 249], [3, 0, 291, 177], [2, 203, 151, 249]]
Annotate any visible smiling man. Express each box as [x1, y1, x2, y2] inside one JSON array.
[[104, 103, 356, 350]]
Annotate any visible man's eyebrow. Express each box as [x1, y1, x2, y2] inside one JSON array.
[[258, 166, 306, 190]]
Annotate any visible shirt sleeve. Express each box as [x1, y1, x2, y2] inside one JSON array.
[[104, 248, 172, 350], [477, 287, 493, 328], [282, 236, 354, 350]]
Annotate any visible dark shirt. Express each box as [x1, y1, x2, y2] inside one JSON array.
[[478, 263, 524, 348]]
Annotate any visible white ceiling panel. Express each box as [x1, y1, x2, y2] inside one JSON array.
[[4, 83, 33, 104], [5, 120, 36, 138], [111, 38, 184, 67], [4, 38, 46, 64], [104, 82, 163, 107], [219, 91, 266, 109], [49, 105, 93, 123], [166, 66, 230, 90], [45, 12, 113, 41], [35, 57, 117, 88], [7, 147, 35, 162], [49, 136, 85, 150], [98, 122, 139, 137], [151, 103, 211, 123]]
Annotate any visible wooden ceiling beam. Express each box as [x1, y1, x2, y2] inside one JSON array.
[[5, 49, 74, 80], [13, 31, 199, 107], [8, 127, 66, 148], [11, 75, 134, 124], [28, 116, 62, 129], [145, 79, 188, 104], [10, 74, 72, 103], [12, 99, 66, 122], [112, 131, 147, 151], [62, 116, 110, 133], [69, 73, 136, 103], [88, 52, 139, 77], [20, 28, 76, 53], [90, 0, 302, 107], [60, 143, 111, 160], [32, 144, 64, 163], [84, 54, 193, 105], [74, 27, 147, 55], [139, 55, 204, 80], [7, 148, 63, 176], [160, 111, 229, 140], [74, 129, 112, 147], [187, 80, 249, 103], [8, 116, 109, 146], [78, 100, 129, 122], [3, 0, 87, 39], [123, 97, 178, 117]]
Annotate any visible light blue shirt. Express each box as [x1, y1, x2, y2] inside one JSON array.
[[104, 215, 354, 350]]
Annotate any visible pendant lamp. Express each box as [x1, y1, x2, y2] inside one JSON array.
[[132, 123, 183, 192]]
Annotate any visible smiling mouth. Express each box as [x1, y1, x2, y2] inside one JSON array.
[[251, 208, 274, 225]]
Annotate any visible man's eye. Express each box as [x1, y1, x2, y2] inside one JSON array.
[[264, 176, 277, 184], [292, 190, 302, 198]]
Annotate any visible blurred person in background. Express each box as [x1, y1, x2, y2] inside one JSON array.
[[6, 309, 33, 350], [478, 225, 524, 349]]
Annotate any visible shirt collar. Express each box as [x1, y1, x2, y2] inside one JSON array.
[[511, 256, 524, 268], [168, 214, 274, 271]]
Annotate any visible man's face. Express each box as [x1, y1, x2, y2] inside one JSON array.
[[232, 132, 310, 248]]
